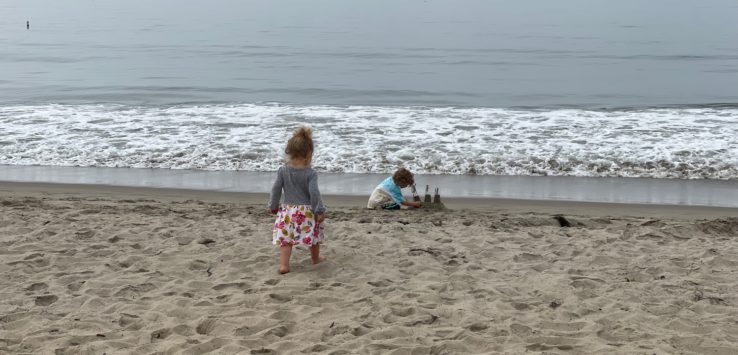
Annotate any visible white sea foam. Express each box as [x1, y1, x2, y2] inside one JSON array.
[[1, 103, 737, 179]]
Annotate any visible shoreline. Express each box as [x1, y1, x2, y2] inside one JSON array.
[[1, 180, 737, 220], [2, 165, 738, 208]]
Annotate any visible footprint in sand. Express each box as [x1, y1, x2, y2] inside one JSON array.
[[23, 252, 44, 260], [212, 282, 247, 291], [539, 321, 589, 332], [150, 327, 173, 341], [569, 276, 605, 290], [390, 306, 416, 317], [467, 322, 490, 332], [173, 324, 195, 336], [265, 325, 289, 337], [513, 253, 543, 262], [113, 283, 157, 298], [183, 338, 230, 355], [398, 260, 414, 268], [10, 255, 50, 268], [526, 343, 575, 351], [214, 294, 230, 303], [0, 312, 33, 324], [510, 323, 533, 336], [304, 344, 330, 352], [196, 318, 217, 335], [269, 310, 296, 320], [367, 279, 392, 287], [65, 280, 85, 292], [596, 323, 647, 342], [189, 260, 209, 271], [35, 294, 58, 306], [118, 313, 141, 328], [267, 293, 292, 302], [74, 229, 96, 240], [26, 282, 48, 292]]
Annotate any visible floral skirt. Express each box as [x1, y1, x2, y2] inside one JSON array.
[[272, 204, 324, 247]]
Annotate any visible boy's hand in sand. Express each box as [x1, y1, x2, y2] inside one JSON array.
[[316, 213, 325, 223], [402, 201, 422, 208]]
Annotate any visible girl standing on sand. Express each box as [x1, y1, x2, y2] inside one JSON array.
[[269, 126, 326, 274]]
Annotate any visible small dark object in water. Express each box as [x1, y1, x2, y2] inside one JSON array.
[[554, 215, 571, 227]]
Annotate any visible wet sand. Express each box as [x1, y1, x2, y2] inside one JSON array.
[[3, 165, 738, 207], [1, 182, 737, 354]]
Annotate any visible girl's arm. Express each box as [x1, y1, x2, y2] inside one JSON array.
[[268, 167, 284, 213], [308, 170, 326, 218]]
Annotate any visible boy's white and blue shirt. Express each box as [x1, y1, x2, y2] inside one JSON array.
[[377, 177, 405, 204]]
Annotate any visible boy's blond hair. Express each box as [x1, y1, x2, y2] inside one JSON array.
[[392, 168, 414, 187], [285, 126, 314, 163]]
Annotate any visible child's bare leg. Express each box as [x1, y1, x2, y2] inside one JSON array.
[[310, 243, 326, 264], [279, 245, 292, 274]]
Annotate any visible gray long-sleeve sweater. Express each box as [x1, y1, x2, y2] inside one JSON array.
[[268, 165, 326, 215]]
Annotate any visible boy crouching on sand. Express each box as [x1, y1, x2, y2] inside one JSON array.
[[367, 168, 422, 210]]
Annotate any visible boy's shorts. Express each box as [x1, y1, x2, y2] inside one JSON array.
[[381, 202, 400, 210], [367, 188, 400, 209]]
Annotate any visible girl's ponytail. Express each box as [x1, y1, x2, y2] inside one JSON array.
[[293, 126, 313, 140], [285, 126, 314, 161]]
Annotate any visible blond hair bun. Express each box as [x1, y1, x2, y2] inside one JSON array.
[[285, 126, 315, 161], [293, 126, 313, 140]]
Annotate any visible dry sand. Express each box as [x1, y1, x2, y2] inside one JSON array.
[[1, 182, 737, 354]]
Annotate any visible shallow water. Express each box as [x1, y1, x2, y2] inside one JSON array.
[[3, 165, 738, 207], [1, 0, 737, 178]]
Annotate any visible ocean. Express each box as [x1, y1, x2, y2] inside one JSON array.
[[2, 0, 738, 179]]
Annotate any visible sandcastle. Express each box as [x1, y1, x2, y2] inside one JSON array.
[[413, 184, 446, 210], [411, 184, 422, 202]]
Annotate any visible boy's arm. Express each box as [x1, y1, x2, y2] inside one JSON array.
[[401, 200, 422, 208]]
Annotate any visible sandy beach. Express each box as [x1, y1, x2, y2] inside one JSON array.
[[1, 181, 737, 354]]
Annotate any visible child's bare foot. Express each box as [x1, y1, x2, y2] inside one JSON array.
[[278, 245, 292, 274], [309, 244, 325, 265]]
